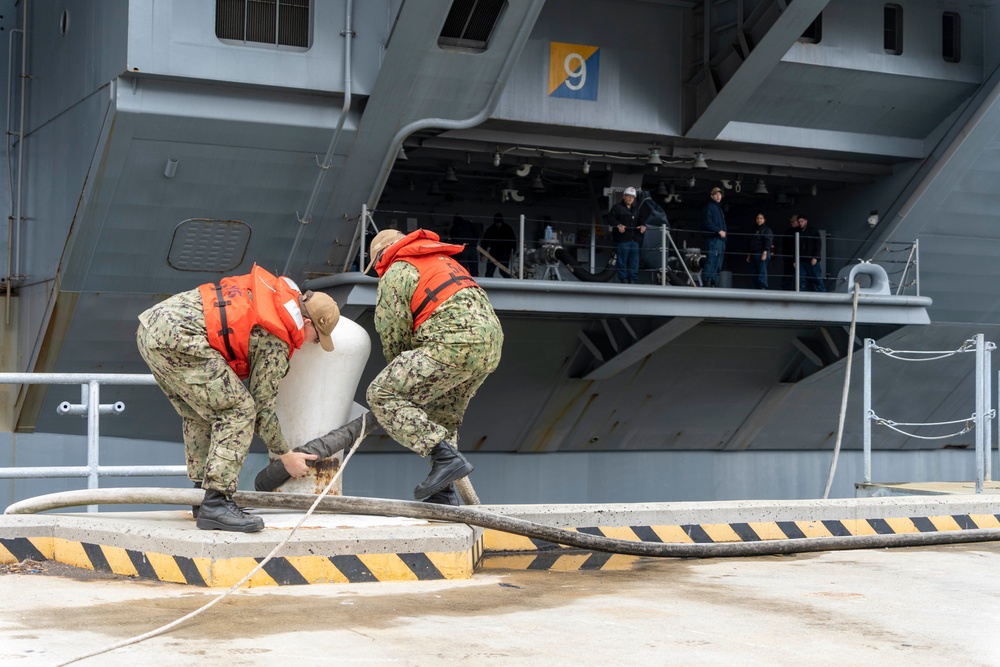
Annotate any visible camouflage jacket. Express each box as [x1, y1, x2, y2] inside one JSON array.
[[374, 261, 498, 363], [138, 288, 293, 455]]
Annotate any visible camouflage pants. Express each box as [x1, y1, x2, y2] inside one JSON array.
[[366, 336, 502, 457], [136, 324, 254, 495]]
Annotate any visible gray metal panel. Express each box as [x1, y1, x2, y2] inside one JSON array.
[[126, 0, 391, 95], [737, 62, 979, 138], [491, 0, 684, 135], [28, 1, 128, 130], [63, 77, 355, 294], [793, 0, 983, 83]]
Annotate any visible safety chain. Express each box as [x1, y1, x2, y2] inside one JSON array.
[[872, 337, 992, 362], [867, 409, 995, 440]]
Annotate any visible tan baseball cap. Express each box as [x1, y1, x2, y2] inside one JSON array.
[[710, 187, 722, 195], [301, 291, 339, 352], [364, 229, 406, 274]]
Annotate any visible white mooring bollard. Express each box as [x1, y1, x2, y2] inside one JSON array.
[[273, 315, 371, 495]]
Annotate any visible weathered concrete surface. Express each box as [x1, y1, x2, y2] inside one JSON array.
[[3, 542, 999, 666]]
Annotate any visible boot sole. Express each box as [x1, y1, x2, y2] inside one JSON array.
[[196, 517, 264, 533], [414, 461, 474, 500]]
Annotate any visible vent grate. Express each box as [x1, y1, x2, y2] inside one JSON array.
[[216, 0, 310, 48], [168, 219, 252, 272], [438, 0, 506, 51]]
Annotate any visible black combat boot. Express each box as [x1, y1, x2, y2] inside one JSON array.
[[191, 481, 202, 519], [413, 443, 473, 500], [196, 489, 264, 533], [422, 483, 460, 506]]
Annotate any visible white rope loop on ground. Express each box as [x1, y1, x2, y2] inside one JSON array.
[[55, 415, 368, 667]]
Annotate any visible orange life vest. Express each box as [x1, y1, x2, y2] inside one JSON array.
[[199, 264, 306, 379], [376, 230, 479, 330]]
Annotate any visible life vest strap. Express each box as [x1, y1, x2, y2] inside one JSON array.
[[213, 285, 238, 362], [412, 270, 476, 321]]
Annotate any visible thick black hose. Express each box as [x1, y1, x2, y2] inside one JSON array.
[[235, 492, 1000, 559], [8, 488, 1000, 559], [553, 247, 617, 283], [254, 413, 381, 492]]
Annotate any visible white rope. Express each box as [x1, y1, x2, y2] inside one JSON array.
[[822, 281, 859, 499], [54, 415, 367, 667]]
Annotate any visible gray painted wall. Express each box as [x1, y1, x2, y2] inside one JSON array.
[[127, 0, 395, 95], [492, 0, 684, 135], [788, 1, 983, 82]]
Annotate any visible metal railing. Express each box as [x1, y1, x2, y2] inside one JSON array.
[[352, 206, 920, 294], [863, 335, 995, 493], [0, 373, 187, 503]]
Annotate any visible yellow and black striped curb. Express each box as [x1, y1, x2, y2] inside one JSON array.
[[0, 535, 484, 587], [480, 513, 1000, 570], [482, 550, 644, 572]]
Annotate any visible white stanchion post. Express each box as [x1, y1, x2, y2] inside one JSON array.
[[975, 334, 984, 494], [863, 338, 873, 484]]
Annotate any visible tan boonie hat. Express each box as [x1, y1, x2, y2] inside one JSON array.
[[301, 291, 339, 352], [364, 229, 406, 274]]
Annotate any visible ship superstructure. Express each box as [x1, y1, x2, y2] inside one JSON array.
[[2, 0, 999, 504]]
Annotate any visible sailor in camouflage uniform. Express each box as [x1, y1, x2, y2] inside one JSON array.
[[365, 228, 503, 505], [136, 265, 340, 532]]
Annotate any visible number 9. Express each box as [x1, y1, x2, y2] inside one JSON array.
[[564, 53, 587, 91]]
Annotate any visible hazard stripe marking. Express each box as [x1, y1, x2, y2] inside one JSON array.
[[821, 520, 851, 537], [329, 555, 378, 583], [175, 556, 207, 586], [7, 510, 999, 580], [398, 553, 445, 580], [527, 552, 562, 570], [631, 525, 663, 542], [701, 523, 743, 542], [730, 523, 762, 542], [909, 516, 937, 532], [650, 525, 695, 543], [681, 524, 714, 543], [581, 552, 613, 570], [777, 521, 806, 539], [480, 550, 643, 572], [127, 548, 159, 578], [928, 515, 962, 531], [970, 514, 1000, 528], [0, 537, 47, 562], [257, 557, 308, 586], [81, 542, 110, 572], [866, 518, 895, 535]]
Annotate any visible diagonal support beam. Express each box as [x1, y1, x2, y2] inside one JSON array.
[[583, 317, 702, 381], [686, 0, 830, 140], [791, 336, 824, 367]]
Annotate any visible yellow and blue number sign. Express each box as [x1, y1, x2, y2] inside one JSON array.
[[548, 42, 600, 101]]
